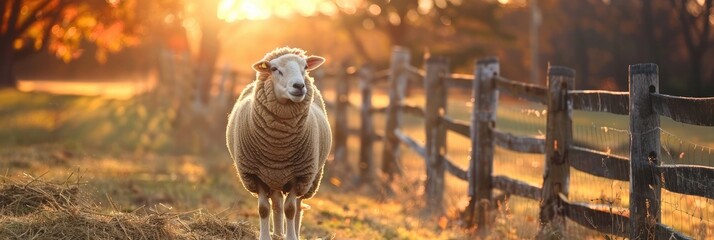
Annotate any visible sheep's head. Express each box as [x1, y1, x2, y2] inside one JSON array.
[[252, 50, 325, 104]]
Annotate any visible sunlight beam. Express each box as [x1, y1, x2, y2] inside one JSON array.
[[217, 0, 331, 22]]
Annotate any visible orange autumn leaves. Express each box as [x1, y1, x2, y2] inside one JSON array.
[[10, 0, 141, 63]]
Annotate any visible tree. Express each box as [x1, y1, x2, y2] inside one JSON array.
[[332, 0, 506, 67], [194, 0, 224, 104], [148, 0, 223, 105], [0, 0, 141, 88], [669, 0, 712, 96]]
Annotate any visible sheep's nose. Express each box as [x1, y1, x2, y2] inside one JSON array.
[[293, 83, 305, 89]]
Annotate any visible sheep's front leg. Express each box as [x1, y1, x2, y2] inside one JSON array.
[[270, 190, 285, 237], [284, 189, 299, 240], [258, 188, 271, 240], [295, 197, 303, 240]]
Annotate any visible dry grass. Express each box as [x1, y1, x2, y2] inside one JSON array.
[[0, 143, 477, 239], [0, 178, 80, 216], [0, 176, 257, 240]]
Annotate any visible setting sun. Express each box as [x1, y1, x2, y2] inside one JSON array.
[[217, 0, 334, 22], [218, 0, 270, 21]]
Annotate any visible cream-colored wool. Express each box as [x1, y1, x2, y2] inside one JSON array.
[[226, 48, 331, 199]]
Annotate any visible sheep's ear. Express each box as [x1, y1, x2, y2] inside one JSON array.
[[252, 60, 271, 73], [305, 56, 325, 71]]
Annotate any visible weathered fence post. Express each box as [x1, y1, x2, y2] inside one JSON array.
[[333, 62, 350, 172], [628, 63, 661, 240], [424, 56, 450, 215], [466, 57, 499, 233], [359, 64, 376, 183], [382, 46, 410, 179], [538, 66, 575, 239]]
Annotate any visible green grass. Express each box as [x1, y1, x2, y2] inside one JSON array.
[[0, 89, 179, 153]]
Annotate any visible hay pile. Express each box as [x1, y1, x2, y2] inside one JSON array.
[[0, 177, 257, 239]]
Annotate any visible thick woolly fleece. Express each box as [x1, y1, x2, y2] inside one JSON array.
[[226, 57, 331, 199]]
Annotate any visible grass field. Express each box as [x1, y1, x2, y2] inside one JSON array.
[[1, 85, 713, 239]]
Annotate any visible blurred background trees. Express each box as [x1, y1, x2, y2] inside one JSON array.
[[3, 0, 713, 95], [668, 0, 712, 95], [332, 0, 507, 67], [2, 0, 712, 153], [0, 0, 147, 87]]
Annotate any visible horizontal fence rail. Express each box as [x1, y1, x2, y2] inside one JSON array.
[[444, 74, 473, 89], [373, 69, 390, 83], [394, 129, 426, 158], [405, 65, 425, 80], [569, 146, 630, 181], [444, 156, 468, 180], [492, 175, 541, 200], [655, 223, 691, 240], [650, 93, 714, 126], [441, 116, 470, 138], [372, 132, 385, 141], [494, 76, 548, 104], [396, 128, 470, 182], [658, 164, 714, 199], [399, 103, 425, 117], [493, 130, 545, 154], [569, 90, 630, 115], [557, 193, 629, 238], [370, 106, 387, 113]]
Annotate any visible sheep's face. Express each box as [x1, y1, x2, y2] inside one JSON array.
[[252, 54, 325, 103]]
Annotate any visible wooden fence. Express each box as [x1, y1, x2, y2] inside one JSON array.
[[321, 46, 714, 239]]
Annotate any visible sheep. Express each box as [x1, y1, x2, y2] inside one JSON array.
[[226, 47, 331, 240]]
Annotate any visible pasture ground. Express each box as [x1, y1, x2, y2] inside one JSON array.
[[1, 86, 713, 239]]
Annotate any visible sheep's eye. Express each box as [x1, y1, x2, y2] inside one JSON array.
[[304, 65, 308, 70], [270, 67, 277, 72]]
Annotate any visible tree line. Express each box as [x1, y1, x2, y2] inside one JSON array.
[[2, 0, 712, 96]]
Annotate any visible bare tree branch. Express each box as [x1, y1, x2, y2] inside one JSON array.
[[670, 0, 712, 52], [0, 0, 8, 34], [15, 0, 56, 37], [5, 0, 22, 40], [342, 19, 373, 63], [670, 0, 697, 53], [331, 1, 373, 63], [15, 1, 64, 61]]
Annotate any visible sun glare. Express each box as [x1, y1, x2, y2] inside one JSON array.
[[218, 0, 271, 21], [217, 0, 332, 22]]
